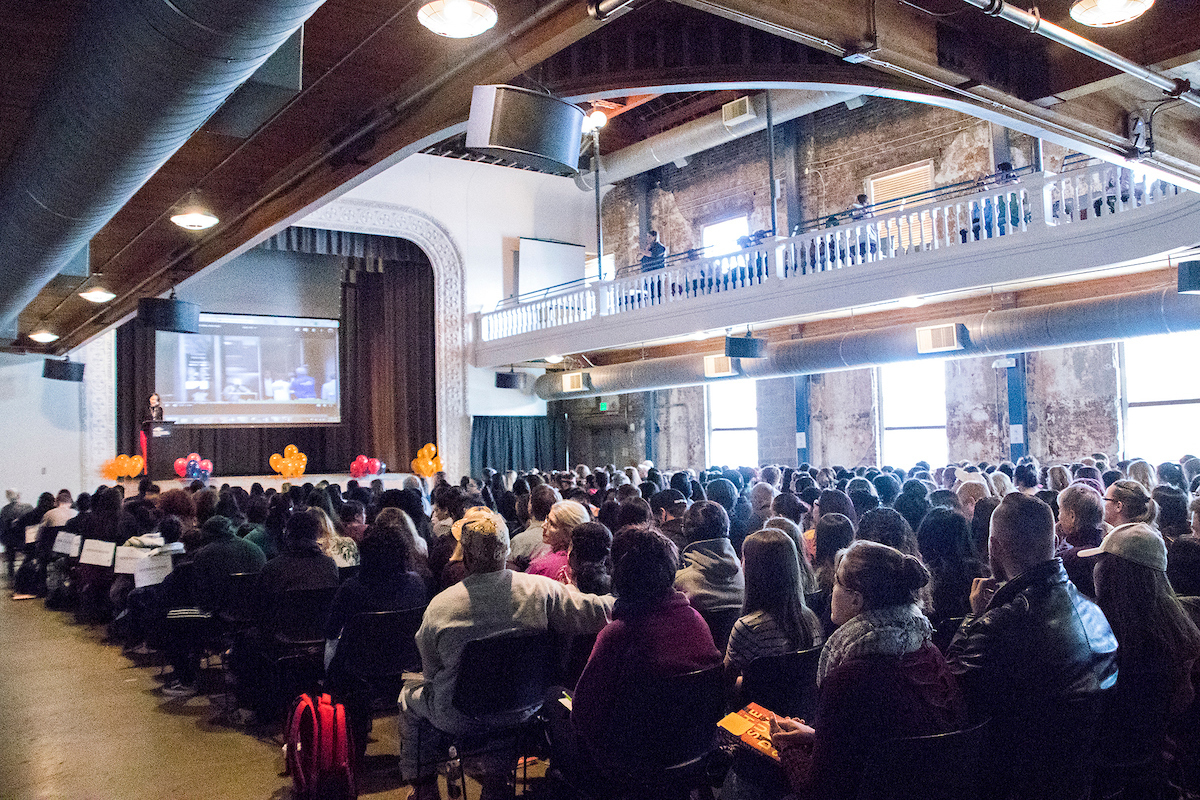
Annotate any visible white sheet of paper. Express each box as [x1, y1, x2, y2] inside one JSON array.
[[52, 532, 81, 557], [134, 553, 173, 588], [25, 525, 39, 544], [79, 539, 116, 567], [114, 546, 152, 575]]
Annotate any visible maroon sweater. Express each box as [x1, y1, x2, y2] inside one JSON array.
[[781, 642, 966, 800], [571, 590, 722, 762]]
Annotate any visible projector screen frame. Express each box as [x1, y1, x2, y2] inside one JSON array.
[[154, 311, 343, 428]]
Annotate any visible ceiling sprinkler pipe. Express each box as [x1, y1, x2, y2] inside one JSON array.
[[963, 0, 1200, 110]]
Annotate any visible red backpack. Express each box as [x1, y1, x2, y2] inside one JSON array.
[[286, 693, 357, 800]]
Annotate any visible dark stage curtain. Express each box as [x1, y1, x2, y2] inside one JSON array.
[[343, 257, 437, 470], [116, 235, 435, 477], [470, 415, 568, 476]]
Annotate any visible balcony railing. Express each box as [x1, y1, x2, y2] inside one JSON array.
[[477, 165, 1185, 345]]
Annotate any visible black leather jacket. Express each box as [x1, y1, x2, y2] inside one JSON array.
[[945, 558, 1118, 799]]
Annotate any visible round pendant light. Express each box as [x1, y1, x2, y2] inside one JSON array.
[[1069, 0, 1154, 27], [79, 287, 116, 303], [29, 329, 60, 344], [418, 0, 497, 38]]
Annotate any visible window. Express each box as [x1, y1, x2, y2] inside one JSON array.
[[708, 378, 758, 468], [879, 359, 948, 468], [702, 216, 749, 258], [868, 161, 935, 250], [1122, 330, 1200, 462]]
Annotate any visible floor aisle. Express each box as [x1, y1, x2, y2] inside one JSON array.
[[0, 592, 296, 799]]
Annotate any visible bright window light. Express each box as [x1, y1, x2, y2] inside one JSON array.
[[708, 378, 758, 468], [702, 217, 749, 258], [1122, 330, 1200, 462], [880, 359, 948, 469]]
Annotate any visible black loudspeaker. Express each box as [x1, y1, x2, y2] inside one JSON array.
[[138, 297, 200, 333], [466, 85, 585, 176], [495, 371, 529, 390], [1178, 261, 1200, 294], [43, 359, 84, 382], [725, 336, 767, 359]]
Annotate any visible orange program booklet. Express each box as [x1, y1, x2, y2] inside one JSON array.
[[717, 702, 780, 762]]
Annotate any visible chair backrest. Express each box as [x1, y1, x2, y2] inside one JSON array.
[[699, 606, 741, 652], [338, 564, 360, 583], [741, 645, 822, 720], [856, 717, 990, 800], [273, 586, 338, 645], [334, 606, 425, 679], [452, 630, 554, 720], [217, 571, 260, 625], [609, 662, 726, 775]]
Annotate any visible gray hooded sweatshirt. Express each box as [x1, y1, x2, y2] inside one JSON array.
[[674, 537, 745, 613]]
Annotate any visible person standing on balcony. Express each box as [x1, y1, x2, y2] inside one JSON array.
[[639, 230, 666, 272]]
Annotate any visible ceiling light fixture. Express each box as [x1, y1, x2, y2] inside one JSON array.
[[581, 109, 608, 133], [170, 191, 219, 231], [1069, 0, 1154, 27], [417, 0, 497, 38], [899, 295, 925, 308], [79, 287, 116, 303], [29, 329, 59, 344], [544, 355, 565, 364]]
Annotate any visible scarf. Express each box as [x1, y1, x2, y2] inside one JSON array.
[[816, 603, 932, 687]]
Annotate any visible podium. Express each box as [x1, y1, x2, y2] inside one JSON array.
[[143, 421, 175, 481]]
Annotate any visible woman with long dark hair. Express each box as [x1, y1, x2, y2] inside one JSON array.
[[725, 529, 822, 685], [770, 541, 964, 799]]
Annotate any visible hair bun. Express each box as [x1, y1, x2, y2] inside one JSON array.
[[901, 553, 931, 591]]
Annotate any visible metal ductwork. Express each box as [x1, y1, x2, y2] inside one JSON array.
[[575, 90, 859, 190], [534, 287, 1200, 399], [0, 0, 329, 337]]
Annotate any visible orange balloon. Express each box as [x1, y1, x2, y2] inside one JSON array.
[[129, 455, 145, 476], [269, 453, 284, 472], [284, 444, 299, 458]]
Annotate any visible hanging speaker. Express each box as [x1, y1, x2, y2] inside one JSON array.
[[138, 297, 200, 333], [495, 371, 529, 390], [466, 85, 585, 176], [43, 359, 85, 382], [725, 336, 767, 359], [1178, 261, 1200, 294]]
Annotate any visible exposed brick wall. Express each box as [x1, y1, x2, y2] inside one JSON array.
[[945, 356, 1010, 462], [808, 368, 879, 468], [1026, 344, 1121, 463], [797, 97, 991, 222], [756, 376, 797, 466]]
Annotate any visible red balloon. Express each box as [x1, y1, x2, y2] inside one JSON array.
[[199, 459, 214, 473], [354, 454, 368, 466], [187, 452, 201, 463], [174, 458, 187, 478], [366, 458, 381, 475], [349, 462, 365, 479]]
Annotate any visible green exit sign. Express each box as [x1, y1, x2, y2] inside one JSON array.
[[598, 401, 608, 411]]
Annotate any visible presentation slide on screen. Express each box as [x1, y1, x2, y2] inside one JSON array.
[[155, 313, 340, 426]]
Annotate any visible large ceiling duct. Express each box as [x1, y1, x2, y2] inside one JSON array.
[[575, 90, 859, 190], [0, 0, 329, 337], [534, 287, 1200, 399]]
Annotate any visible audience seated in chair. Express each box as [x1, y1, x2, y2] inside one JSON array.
[[398, 506, 612, 800]]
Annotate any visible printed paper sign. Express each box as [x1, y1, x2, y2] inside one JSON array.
[[134, 553, 173, 588], [52, 532, 82, 557], [79, 539, 117, 567], [114, 546, 152, 575]]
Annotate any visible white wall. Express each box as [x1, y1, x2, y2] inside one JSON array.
[[343, 153, 595, 313], [467, 367, 546, 416], [0, 331, 117, 500]]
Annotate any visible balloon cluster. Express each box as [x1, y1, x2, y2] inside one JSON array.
[[410, 444, 443, 478], [175, 452, 214, 483], [270, 444, 307, 479], [101, 454, 144, 480], [349, 454, 386, 480]]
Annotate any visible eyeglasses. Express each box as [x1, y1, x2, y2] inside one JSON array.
[[1103, 497, 1118, 503]]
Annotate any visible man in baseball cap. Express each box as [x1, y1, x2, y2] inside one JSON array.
[[650, 489, 688, 550]]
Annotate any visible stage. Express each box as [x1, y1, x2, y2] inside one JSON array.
[[119, 472, 420, 494]]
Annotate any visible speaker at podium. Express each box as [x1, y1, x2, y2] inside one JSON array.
[[143, 421, 176, 481]]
